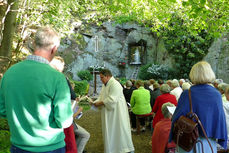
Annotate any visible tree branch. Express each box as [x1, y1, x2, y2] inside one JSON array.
[[0, 1, 14, 45]]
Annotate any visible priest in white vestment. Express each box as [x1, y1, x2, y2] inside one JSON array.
[[93, 69, 135, 153]]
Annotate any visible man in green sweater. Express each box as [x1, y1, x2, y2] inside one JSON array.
[[0, 27, 73, 153]]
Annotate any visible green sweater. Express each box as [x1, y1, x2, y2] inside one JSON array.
[[0, 60, 73, 152], [130, 87, 152, 114]]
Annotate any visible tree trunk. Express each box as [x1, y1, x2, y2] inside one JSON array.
[[0, 0, 19, 74]]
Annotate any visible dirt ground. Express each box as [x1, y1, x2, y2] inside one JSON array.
[[77, 109, 152, 153]]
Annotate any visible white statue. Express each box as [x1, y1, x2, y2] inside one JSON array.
[[133, 48, 141, 64]]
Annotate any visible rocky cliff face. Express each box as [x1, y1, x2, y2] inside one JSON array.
[[204, 34, 229, 83], [59, 21, 228, 83], [59, 21, 172, 80]]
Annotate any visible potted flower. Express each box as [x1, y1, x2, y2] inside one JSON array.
[[118, 62, 126, 68]]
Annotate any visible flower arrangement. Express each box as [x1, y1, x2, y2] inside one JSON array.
[[78, 95, 93, 105], [118, 61, 126, 68], [147, 64, 169, 80], [88, 65, 105, 72]]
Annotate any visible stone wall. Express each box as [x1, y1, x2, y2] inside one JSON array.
[[59, 22, 173, 80], [204, 34, 229, 83]]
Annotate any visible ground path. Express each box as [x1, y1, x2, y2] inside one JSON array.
[[77, 109, 152, 153]]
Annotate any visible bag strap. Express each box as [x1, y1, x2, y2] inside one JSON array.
[[188, 89, 193, 113], [188, 89, 214, 153]]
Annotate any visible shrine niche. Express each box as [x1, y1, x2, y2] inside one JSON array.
[[128, 40, 147, 65]]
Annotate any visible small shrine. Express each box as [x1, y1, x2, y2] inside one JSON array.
[[128, 39, 147, 65]]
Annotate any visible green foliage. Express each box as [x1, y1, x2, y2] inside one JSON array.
[[0, 119, 10, 153], [138, 63, 153, 80], [0, 130, 10, 153], [77, 70, 93, 81], [147, 64, 169, 80], [2, 0, 228, 75], [138, 63, 176, 80], [15, 0, 228, 39], [119, 77, 127, 86], [80, 105, 91, 112], [73, 80, 89, 96], [0, 119, 9, 130], [161, 15, 214, 78]]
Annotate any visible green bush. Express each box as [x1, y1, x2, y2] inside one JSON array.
[[138, 64, 153, 80], [0, 119, 10, 152], [119, 78, 127, 86], [73, 80, 89, 96], [147, 64, 169, 80], [0, 119, 9, 130], [0, 130, 10, 153], [77, 70, 93, 81]]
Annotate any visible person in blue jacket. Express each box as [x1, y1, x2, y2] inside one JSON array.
[[169, 61, 228, 153]]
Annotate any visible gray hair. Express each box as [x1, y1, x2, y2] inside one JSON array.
[[214, 79, 224, 84], [218, 83, 228, 93], [153, 82, 160, 89], [160, 84, 171, 94], [144, 80, 151, 88], [189, 61, 216, 85], [161, 102, 175, 118], [50, 56, 65, 72], [34, 27, 60, 51], [171, 80, 179, 88], [135, 80, 144, 87], [182, 82, 191, 90], [100, 69, 112, 76], [126, 80, 132, 87]]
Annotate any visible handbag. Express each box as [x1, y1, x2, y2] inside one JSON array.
[[172, 89, 214, 153]]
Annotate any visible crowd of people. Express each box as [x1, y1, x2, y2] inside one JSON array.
[[121, 61, 229, 153], [0, 26, 229, 153]]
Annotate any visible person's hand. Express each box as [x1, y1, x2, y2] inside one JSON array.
[[152, 112, 155, 118], [75, 97, 80, 102], [73, 107, 83, 118], [78, 107, 83, 112], [94, 101, 104, 107]]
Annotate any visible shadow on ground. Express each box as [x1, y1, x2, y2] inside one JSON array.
[[77, 109, 152, 153]]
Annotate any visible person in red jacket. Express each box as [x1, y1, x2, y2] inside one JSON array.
[[152, 84, 177, 130], [152, 102, 176, 153]]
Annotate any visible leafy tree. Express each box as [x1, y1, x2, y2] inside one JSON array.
[[0, 0, 19, 73], [0, 0, 228, 76], [161, 15, 214, 78]]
